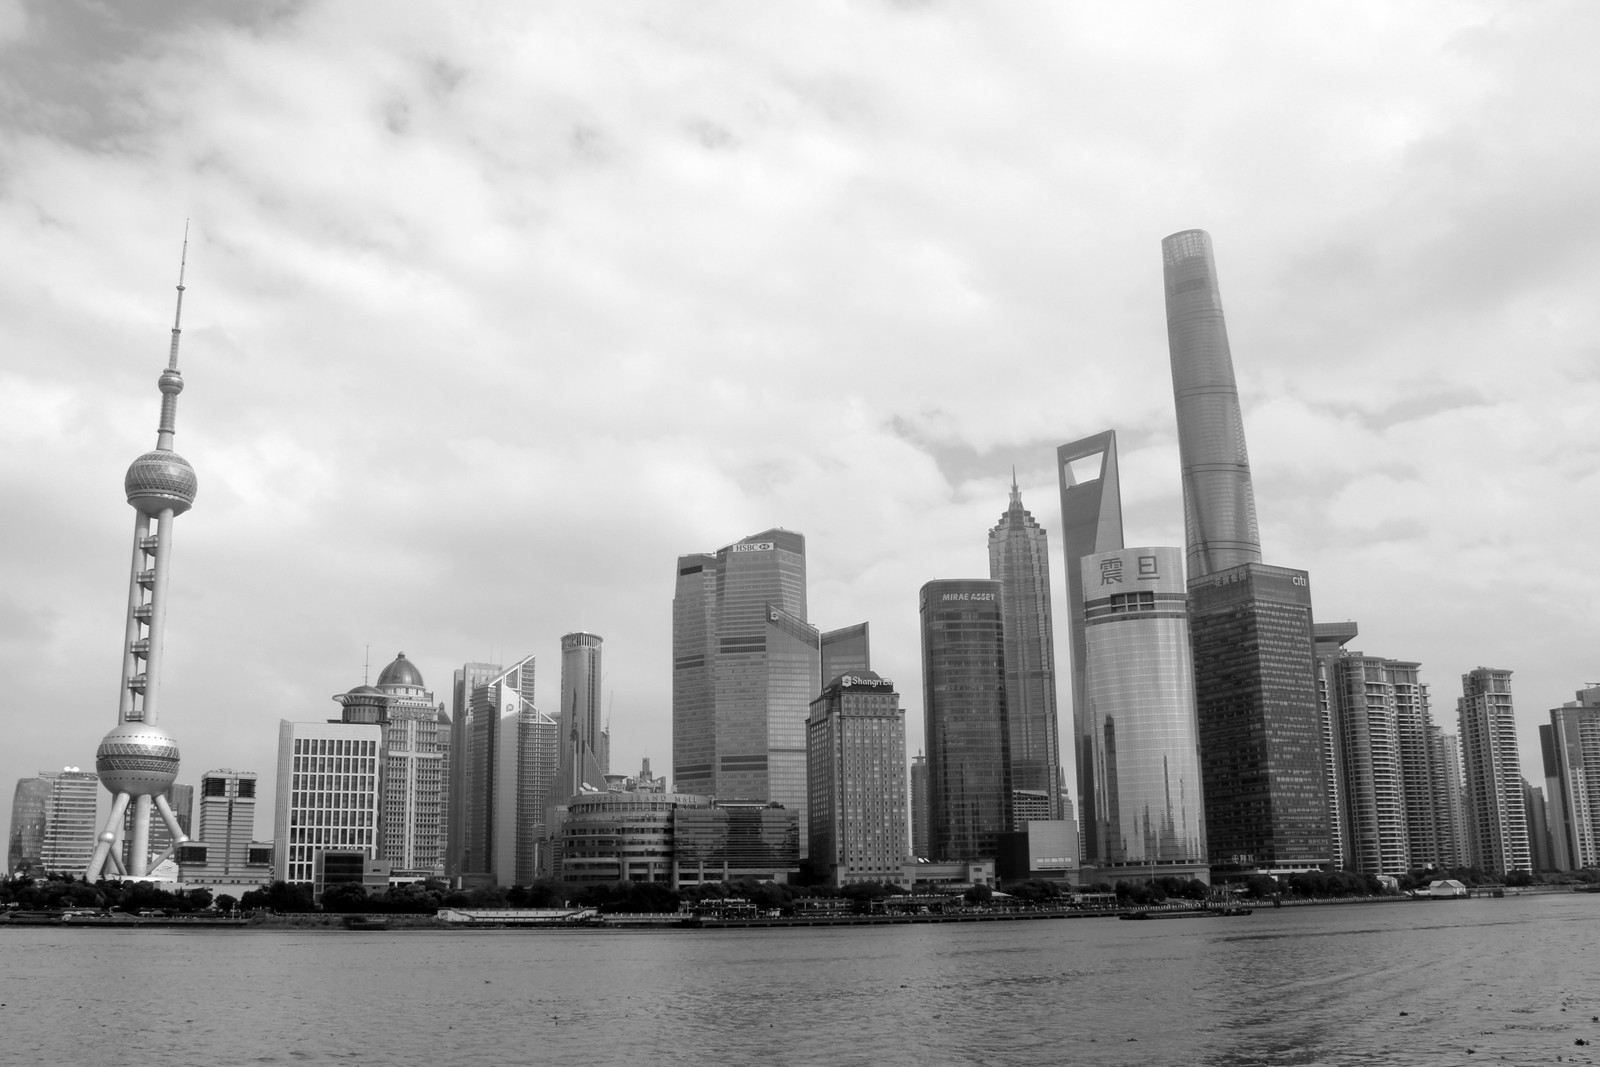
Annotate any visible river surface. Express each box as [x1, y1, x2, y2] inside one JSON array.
[[2, 894, 1596, 1066]]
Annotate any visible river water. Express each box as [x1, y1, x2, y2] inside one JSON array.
[[2, 894, 1596, 1066]]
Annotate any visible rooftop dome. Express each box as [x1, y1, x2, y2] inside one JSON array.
[[376, 652, 424, 690]]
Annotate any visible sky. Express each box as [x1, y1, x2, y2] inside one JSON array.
[[4, 1, 1599, 850]]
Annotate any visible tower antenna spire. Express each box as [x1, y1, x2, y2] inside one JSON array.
[[1009, 465, 1021, 507], [169, 220, 189, 370]]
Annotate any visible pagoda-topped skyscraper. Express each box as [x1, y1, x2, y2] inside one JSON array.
[[87, 234, 199, 881]]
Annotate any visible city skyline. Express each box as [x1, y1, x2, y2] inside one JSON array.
[[7, 5, 1600, 841]]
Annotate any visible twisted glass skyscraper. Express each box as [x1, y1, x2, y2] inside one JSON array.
[[1163, 229, 1263, 579]]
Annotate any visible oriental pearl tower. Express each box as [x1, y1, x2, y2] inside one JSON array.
[[85, 235, 198, 881]]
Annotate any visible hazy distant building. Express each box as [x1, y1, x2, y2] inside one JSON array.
[[1523, 779, 1555, 873], [1542, 685, 1600, 871], [1162, 228, 1262, 579], [1077, 546, 1207, 883], [807, 671, 908, 885], [989, 477, 1064, 823], [273, 720, 382, 885], [1429, 727, 1470, 869], [1190, 564, 1329, 876], [1457, 668, 1531, 874], [672, 529, 820, 851], [920, 578, 1011, 862], [910, 752, 930, 860]]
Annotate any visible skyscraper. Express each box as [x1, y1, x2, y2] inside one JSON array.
[[1456, 668, 1531, 875], [1189, 564, 1330, 875], [1323, 655, 1410, 876], [909, 752, 930, 860], [560, 633, 607, 775], [820, 623, 871, 685], [87, 239, 198, 882], [1163, 229, 1262, 579], [371, 653, 449, 878], [446, 660, 500, 881], [672, 529, 819, 849], [1541, 685, 1600, 871], [1312, 621, 1357, 871], [920, 578, 1010, 861], [807, 671, 909, 886], [1077, 547, 1207, 883], [989, 477, 1064, 823], [1057, 432, 1124, 724], [15, 769, 100, 877], [1430, 727, 1470, 869], [459, 656, 558, 885]]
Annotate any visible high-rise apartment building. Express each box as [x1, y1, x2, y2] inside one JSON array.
[[1456, 668, 1531, 875], [1162, 229, 1262, 579], [273, 721, 382, 885], [1077, 546, 1207, 882], [560, 633, 608, 775], [369, 653, 449, 878], [1322, 655, 1410, 876], [920, 579, 1011, 861], [1429, 727, 1470, 869], [1542, 685, 1600, 871], [672, 529, 820, 851], [806, 671, 909, 886], [989, 478, 1064, 823], [1189, 564, 1330, 875], [446, 661, 501, 881]]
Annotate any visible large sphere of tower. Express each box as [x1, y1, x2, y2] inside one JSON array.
[[95, 721, 181, 796], [125, 450, 197, 516]]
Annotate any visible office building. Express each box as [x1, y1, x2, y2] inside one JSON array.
[[1057, 431, 1124, 799], [8, 776, 52, 874], [1189, 564, 1330, 875], [920, 578, 1010, 861], [807, 671, 908, 886], [457, 656, 558, 885], [1077, 546, 1207, 883], [1542, 686, 1600, 871], [1162, 228, 1262, 579], [1456, 668, 1531, 874], [989, 477, 1064, 822], [272, 720, 383, 885], [12, 770, 98, 877], [820, 623, 871, 686], [910, 752, 929, 860], [194, 770, 257, 877], [560, 633, 608, 775], [445, 660, 500, 881], [368, 652, 449, 878], [1312, 622, 1357, 871], [86, 250, 198, 881], [672, 529, 820, 851], [673, 801, 800, 886]]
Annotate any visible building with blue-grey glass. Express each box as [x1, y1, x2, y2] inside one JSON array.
[[919, 579, 1011, 862], [1079, 546, 1208, 883]]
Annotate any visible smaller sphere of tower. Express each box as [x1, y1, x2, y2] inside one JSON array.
[[125, 449, 197, 516], [158, 368, 185, 395], [95, 721, 181, 796]]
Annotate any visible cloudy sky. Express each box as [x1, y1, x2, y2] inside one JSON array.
[[4, 1, 1598, 847]]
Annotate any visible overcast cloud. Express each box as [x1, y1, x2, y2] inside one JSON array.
[[4, 1, 1598, 839]]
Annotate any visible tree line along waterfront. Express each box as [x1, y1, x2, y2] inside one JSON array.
[[7, 865, 1597, 923]]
